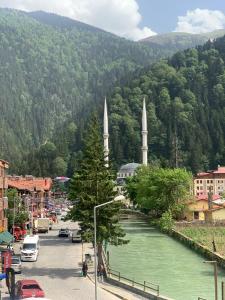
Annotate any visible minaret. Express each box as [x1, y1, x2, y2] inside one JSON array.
[[103, 98, 109, 167], [142, 98, 148, 165]]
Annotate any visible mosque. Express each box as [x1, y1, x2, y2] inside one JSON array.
[[103, 98, 148, 184]]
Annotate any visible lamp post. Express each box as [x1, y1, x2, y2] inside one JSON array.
[[94, 194, 125, 300], [12, 197, 16, 245], [204, 261, 218, 300]]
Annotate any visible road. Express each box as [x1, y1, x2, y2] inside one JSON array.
[[10, 218, 119, 300]]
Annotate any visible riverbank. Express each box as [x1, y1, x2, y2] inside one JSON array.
[[175, 224, 225, 256], [109, 217, 225, 300]]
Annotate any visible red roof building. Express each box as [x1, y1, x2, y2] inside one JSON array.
[[194, 166, 225, 197], [7, 175, 52, 214]]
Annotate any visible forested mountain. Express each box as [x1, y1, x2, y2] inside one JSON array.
[[108, 36, 225, 174], [0, 9, 174, 172], [2, 8, 225, 176], [140, 30, 225, 54]]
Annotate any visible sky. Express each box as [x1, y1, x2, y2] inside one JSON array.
[[0, 0, 225, 40]]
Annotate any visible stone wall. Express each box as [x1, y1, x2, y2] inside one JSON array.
[[170, 230, 225, 269]]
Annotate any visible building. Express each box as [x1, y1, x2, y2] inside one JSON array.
[[8, 175, 52, 215], [0, 160, 9, 233], [194, 166, 225, 197], [117, 163, 140, 184], [204, 206, 225, 222], [186, 197, 208, 221]]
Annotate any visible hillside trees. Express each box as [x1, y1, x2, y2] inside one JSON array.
[[0, 9, 172, 172], [108, 37, 225, 173]]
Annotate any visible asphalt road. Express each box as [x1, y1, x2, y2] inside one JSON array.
[[12, 218, 119, 300]]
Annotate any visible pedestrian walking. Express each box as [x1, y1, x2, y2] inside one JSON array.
[[82, 261, 88, 277], [97, 264, 104, 282]]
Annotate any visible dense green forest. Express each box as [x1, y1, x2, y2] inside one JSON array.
[[109, 36, 225, 173], [2, 9, 225, 176], [0, 9, 170, 172]]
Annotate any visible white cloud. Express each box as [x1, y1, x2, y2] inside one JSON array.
[[175, 8, 225, 34], [0, 0, 156, 40]]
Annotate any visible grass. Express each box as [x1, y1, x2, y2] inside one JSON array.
[[176, 226, 225, 257]]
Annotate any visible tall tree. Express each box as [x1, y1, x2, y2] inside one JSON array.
[[68, 115, 128, 258]]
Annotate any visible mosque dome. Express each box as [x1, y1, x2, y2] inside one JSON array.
[[117, 163, 141, 180]]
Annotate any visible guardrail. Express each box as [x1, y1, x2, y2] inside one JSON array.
[[108, 268, 159, 296], [101, 247, 160, 297]]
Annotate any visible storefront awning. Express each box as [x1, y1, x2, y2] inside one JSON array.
[[0, 231, 13, 244]]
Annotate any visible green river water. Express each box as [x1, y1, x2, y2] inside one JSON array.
[[109, 218, 225, 300]]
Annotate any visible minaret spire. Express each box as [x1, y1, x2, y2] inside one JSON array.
[[103, 98, 109, 167], [142, 98, 148, 165]]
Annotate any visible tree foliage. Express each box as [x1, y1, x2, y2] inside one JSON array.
[[109, 37, 225, 173], [127, 167, 192, 218]]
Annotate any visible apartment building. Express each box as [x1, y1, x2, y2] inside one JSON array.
[[194, 166, 225, 197], [8, 175, 52, 214]]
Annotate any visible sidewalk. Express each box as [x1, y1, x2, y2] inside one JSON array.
[[86, 256, 146, 300]]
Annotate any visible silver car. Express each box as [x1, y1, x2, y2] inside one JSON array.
[[11, 255, 22, 274]]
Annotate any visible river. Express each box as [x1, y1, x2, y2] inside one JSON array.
[[108, 217, 225, 300]]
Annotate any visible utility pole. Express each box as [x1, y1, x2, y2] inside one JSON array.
[[204, 261, 218, 300]]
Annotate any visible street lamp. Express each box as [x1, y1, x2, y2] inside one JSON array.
[[12, 197, 16, 246], [204, 261, 218, 300], [94, 194, 125, 300]]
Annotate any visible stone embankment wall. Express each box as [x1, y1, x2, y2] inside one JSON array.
[[106, 276, 173, 300], [170, 230, 225, 269]]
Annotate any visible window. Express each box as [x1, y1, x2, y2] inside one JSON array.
[[200, 186, 203, 190], [211, 180, 213, 183], [194, 211, 199, 220], [197, 180, 199, 184], [197, 187, 199, 190], [207, 180, 209, 184], [200, 180, 202, 184]]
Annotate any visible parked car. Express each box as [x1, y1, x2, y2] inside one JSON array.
[[11, 255, 22, 274], [15, 279, 45, 299], [60, 215, 67, 221], [55, 208, 62, 215], [58, 228, 69, 237], [71, 230, 82, 243]]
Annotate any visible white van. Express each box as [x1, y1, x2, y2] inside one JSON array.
[[21, 235, 40, 262], [71, 230, 82, 243]]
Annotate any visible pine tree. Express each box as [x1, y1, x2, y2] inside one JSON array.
[[68, 114, 128, 253]]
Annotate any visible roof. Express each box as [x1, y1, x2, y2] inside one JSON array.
[[205, 206, 225, 212], [196, 194, 221, 201], [8, 177, 52, 192], [0, 159, 9, 169], [196, 166, 225, 177], [119, 163, 141, 173], [214, 167, 225, 174]]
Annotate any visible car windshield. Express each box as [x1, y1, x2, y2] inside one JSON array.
[[23, 244, 36, 250], [12, 258, 20, 264], [23, 284, 41, 290]]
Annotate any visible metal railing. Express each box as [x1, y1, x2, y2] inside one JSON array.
[[108, 268, 159, 296], [101, 247, 160, 297]]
